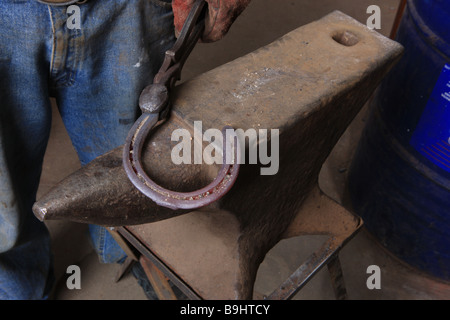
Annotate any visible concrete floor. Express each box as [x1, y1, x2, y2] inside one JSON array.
[[37, 0, 450, 300]]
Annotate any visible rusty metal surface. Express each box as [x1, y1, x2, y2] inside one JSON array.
[[266, 237, 341, 300], [266, 187, 364, 300], [34, 11, 403, 299], [139, 255, 178, 300], [265, 240, 352, 300], [124, 116, 240, 210], [116, 225, 202, 300]]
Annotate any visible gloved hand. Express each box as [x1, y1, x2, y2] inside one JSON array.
[[173, 0, 252, 42]]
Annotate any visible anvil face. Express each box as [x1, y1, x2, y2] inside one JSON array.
[[34, 11, 403, 230]]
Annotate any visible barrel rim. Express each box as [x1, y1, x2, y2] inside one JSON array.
[[407, 0, 450, 59]]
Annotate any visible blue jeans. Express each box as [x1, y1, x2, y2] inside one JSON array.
[[0, 0, 175, 299]]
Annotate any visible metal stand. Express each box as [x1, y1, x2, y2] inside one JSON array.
[[111, 185, 362, 300]]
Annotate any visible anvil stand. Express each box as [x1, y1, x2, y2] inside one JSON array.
[[110, 186, 362, 300]]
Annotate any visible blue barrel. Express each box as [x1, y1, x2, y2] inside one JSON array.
[[348, 0, 450, 281]]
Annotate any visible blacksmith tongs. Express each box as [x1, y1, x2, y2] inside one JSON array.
[[123, 0, 240, 210]]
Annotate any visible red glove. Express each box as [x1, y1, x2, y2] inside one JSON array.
[[173, 0, 251, 42]]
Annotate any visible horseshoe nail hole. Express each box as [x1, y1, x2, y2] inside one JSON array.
[[332, 30, 359, 47]]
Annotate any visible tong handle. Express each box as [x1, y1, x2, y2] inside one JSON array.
[[139, 0, 206, 116]]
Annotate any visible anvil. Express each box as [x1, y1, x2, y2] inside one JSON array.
[[33, 11, 403, 299]]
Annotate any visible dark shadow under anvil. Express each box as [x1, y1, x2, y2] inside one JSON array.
[[34, 11, 403, 299]]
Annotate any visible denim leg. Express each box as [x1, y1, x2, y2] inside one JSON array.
[[0, 0, 176, 299], [0, 1, 55, 299], [0, 133, 54, 300], [47, 0, 175, 263]]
